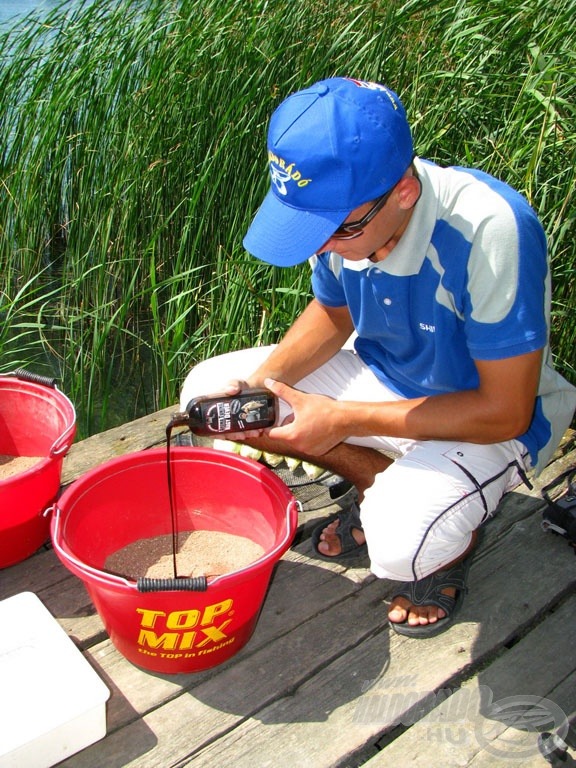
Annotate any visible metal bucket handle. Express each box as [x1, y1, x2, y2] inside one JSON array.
[[137, 577, 208, 592], [1, 368, 77, 457], [49, 419, 77, 458], [10, 368, 58, 388]]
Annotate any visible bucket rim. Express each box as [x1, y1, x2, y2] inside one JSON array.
[[0, 374, 76, 457], [51, 499, 299, 591], [55, 446, 295, 503], [0, 453, 59, 486], [51, 446, 299, 591]]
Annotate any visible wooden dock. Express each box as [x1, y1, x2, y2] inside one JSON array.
[[2, 407, 575, 767]]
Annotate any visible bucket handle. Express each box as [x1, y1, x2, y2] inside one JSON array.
[[137, 577, 208, 592], [4, 368, 58, 388], [49, 419, 77, 458]]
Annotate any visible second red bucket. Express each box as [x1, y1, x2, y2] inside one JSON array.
[[0, 370, 76, 568], [51, 447, 298, 674]]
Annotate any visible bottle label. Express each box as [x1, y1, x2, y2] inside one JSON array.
[[191, 391, 276, 434]]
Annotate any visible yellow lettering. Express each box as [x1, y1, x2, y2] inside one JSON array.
[[196, 619, 233, 647], [138, 629, 179, 650], [166, 609, 201, 630], [136, 600, 235, 652], [201, 599, 233, 625], [179, 631, 197, 650], [136, 608, 166, 628]]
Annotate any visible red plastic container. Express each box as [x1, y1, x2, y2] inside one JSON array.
[[0, 371, 76, 568], [51, 447, 298, 674]]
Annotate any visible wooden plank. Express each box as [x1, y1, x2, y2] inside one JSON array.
[[61, 405, 177, 485], [182, 547, 574, 768], [364, 595, 576, 767], [54, 498, 576, 768], [57, 575, 393, 767]]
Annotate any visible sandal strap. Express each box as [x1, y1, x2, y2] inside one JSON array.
[[393, 557, 471, 615], [333, 502, 364, 554], [311, 501, 366, 560]]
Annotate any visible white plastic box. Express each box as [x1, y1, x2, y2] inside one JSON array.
[[0, 592, 110, 768]]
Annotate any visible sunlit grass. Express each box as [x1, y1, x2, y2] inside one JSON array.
[[0, 0, 574, 435]]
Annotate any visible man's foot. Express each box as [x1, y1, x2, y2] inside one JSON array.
[[311, 503, 368, 562], [388, 531, 478, 637], [316, 515, 365, 556], [314, 509, 477, 633]]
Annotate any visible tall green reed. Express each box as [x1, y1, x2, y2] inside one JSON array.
[[0, 0, 574, 436]]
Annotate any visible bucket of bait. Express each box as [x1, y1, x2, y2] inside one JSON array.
[[51, 446, 298, 674], [0, 370, 76, 568]]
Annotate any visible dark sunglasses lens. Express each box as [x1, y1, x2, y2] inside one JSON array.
[[332, 190, 390, 239]]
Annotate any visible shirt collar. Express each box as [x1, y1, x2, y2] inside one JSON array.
[[341, 157, 438, 276]]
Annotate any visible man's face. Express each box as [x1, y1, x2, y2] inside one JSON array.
[[317, 173, 420, 262]]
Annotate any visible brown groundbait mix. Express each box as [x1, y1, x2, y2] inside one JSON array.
[[105, 529, 265, 580]]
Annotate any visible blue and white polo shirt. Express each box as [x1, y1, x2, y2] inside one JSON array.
[[311, 158, 576, 473]]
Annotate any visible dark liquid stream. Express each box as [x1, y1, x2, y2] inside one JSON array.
[[165, 421, 179, 578]]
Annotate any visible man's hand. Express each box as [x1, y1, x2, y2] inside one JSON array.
[[264, 378, 346, 455]]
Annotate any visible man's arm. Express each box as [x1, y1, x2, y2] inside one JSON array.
[[265, 349, 543, 455], [245, 298, 354, 388]]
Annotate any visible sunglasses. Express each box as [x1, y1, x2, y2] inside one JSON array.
[[331, 187, 394, 240]]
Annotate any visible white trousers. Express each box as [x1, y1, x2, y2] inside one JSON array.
[[180, 347, 530, 582]]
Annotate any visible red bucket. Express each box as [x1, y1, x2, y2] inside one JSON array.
[[51, 447, 298, 674], [0, 371, 76, 568]]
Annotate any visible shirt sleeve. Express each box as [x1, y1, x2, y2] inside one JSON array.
[[310, 252, 348, 307], [463, 195, 549, 360]]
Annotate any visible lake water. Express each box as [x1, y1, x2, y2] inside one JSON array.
[[0, 1, 76, 27]]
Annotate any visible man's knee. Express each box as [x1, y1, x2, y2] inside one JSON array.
[[366, 530, 472, 582], [360, 487, 475, 582], [179, 347, 274, 409]]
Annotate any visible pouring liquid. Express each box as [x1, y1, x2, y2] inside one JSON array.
[[165, 420, 181, 578], [164, 389, 277, 577]]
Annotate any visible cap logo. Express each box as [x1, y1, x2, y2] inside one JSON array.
[[268, 150, 311, 196], [344, 78, 399, 110]]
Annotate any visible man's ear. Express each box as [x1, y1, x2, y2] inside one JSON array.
[[395, 174, 422, 210]]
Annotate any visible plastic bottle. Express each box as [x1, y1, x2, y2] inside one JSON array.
[[174, 389, 278, 436]]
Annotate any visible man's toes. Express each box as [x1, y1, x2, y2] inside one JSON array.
[[316, 517, 365, 558], [323, 520, 340, 535], [408, 605, 446, 625], [388, 597, 447, 626], [317, 526, 342, 556], [388, 597, 410, 624], [317, 538, 339, 556]]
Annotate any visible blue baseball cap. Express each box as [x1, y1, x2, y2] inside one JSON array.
[[243, 77, 413, 267]]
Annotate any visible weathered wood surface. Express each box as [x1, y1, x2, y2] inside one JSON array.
[[2, 418, 575, 768], [60, 405, 177, 486]]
